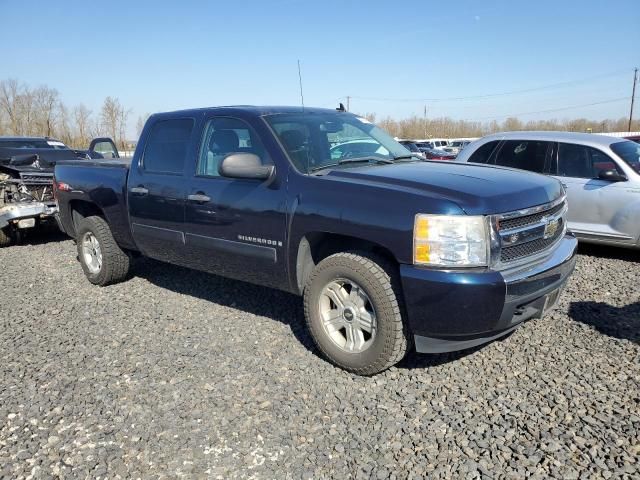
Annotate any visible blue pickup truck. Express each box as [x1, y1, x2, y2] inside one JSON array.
[[54, 106, 577, 374]]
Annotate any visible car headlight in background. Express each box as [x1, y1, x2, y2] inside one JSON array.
[[414, 214, 489, 267]]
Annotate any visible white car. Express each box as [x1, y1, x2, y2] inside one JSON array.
[[456, 131, 640, 249], [418, 138, 455, 154]]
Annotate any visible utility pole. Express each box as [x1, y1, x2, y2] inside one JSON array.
[[346, 96, 350, 112], [423, 105, 428, 139], [629, 67, 638, 132]]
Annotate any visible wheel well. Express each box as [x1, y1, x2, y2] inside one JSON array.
[[69, 200, 104, 236], [295, 232, 397, 294]]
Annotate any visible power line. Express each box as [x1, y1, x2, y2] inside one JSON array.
[[471, 96, 630, 121], [348, 68, 634, 103]]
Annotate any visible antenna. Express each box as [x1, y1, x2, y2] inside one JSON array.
[[297, 60, 305, 112]]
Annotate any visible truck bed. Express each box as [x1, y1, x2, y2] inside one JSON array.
[[54, 159, 136, 249]]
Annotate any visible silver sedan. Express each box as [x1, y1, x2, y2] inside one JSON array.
[[455, 131, 640, 248]]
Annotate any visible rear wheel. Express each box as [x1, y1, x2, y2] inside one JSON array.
[[0, 226, 12, 248], [76, 215, 130, 286], [303, 251, 409, 375]]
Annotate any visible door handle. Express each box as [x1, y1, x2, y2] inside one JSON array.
[[188, 193, 211, 203], [130, 186, 149, 196]]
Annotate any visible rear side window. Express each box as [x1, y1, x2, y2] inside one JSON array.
[[467, 140, 500, 164], [143, 118, 194, 174], [495, 140, 550, 173], [557, 143, 620, 179]]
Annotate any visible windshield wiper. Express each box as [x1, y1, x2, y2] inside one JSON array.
[[310, 156, 393, 173], [393, 154, 423, 161]]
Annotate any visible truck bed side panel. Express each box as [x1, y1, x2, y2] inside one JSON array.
[[55, 162, 137, 250]]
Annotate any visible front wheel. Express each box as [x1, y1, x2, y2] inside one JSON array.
[[303, 252, 409, 375], [76, 215, 130, 286]]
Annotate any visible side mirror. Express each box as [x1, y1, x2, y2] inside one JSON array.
[[597, 169, 626, 182], [219, 153, 274, 180]]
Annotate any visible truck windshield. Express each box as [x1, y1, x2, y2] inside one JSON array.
[[264, 113, 410, 173], [610, 140, 640, 173]]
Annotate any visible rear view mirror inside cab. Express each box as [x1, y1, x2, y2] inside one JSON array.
[[320, 121, 343, 134]]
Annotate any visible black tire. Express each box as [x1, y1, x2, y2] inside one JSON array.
[[76, 215, 130, 286], [303, 251, 410, 375], [0, 226, 12, 248]]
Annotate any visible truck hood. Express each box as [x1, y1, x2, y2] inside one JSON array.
[[324, 161, 563, 215]]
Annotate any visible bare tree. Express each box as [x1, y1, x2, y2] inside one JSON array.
[[73, 104, 92, 147], [57, 103, 73, 145], [100, 96, 130, 149], [136, 113, 150, 137], [0, 79, 23, 134], [33, 86, 60, 136]]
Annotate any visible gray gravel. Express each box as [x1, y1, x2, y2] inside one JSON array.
[[1, 233, 639, 479]]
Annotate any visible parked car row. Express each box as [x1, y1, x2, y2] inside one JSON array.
[[7, 106, 636, 375], [396, 137, 478, 160]]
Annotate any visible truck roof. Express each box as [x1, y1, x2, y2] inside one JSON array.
[[0, 136, 65, 142], [154, 105, 353, 117]]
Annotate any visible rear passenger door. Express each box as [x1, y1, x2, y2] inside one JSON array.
[[127, 117, 197, 263], [493, 140, 552, 174], [182, 115, 288, 288], [550, 142, 634, 243]]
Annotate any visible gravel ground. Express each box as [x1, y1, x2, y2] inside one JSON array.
[[1, 233, 639, 479]]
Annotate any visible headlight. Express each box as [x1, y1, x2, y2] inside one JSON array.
[[414, 214, 489, 267]]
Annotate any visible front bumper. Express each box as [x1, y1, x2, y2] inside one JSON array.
[[400, 234, 578, 353], [0, 202, 58, 229]]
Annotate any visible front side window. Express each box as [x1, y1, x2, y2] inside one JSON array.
[[197, 117, 268, 177], [494, 140, 550, 173], [467, 140, 500, 164], [610, 140, 640, 174], [143, 118, 194, 174], [557, 143, 620, 179], [265, 113, 408, 173]]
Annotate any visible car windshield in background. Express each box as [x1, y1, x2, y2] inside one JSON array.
[[264, 113, 410, 173], [401, 142, 421, 152], [610, 141, 640, 173]]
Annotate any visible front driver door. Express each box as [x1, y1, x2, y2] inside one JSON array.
[[551, 142, 634, 245], [182, 115, 288, 289]]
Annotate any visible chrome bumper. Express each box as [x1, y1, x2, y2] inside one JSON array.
[[0, 202, 58, 229]]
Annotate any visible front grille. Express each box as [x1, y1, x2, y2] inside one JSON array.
[[500, 218, 564, 262], [499, 202, 564, 231], [19, 172, 53, 185]]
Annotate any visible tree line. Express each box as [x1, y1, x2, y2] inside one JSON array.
[[1, 78, 637, 148], [364, 113, 639, 139], [0, 78, 147, 150]]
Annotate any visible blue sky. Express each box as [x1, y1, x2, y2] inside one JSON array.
[[1, 0, 638, 134]]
